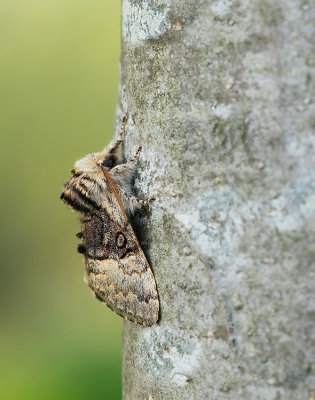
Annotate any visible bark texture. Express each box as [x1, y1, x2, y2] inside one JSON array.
[[116, 1, 315, 399]]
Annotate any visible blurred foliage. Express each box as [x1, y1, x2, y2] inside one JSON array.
[[0, 0, 122, 398]]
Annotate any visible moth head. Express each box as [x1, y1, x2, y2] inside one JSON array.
[[101, 157, 114, 170], [74, 151, 114, 173], [61, 151, 111, 213], [61, 147, 118, 214]]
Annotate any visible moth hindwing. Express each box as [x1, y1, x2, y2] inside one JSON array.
[[60, 117, 159, 326]]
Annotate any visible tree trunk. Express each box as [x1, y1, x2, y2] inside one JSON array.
[[116, 1, 315, 399]]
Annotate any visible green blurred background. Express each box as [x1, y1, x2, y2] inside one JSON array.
[[0, 1, 122, 398]]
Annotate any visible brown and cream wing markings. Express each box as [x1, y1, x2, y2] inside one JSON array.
[[80, 208, 159, 326], [60, 116, 159, 326]]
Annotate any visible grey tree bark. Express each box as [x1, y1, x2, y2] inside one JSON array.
[[115, 1, 315, 399]]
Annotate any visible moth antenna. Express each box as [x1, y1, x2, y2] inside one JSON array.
[[127, 146, 142, 165], [120, 115, 127, 137], [109, 116, 128, 155], [98, 161, 128, 224]]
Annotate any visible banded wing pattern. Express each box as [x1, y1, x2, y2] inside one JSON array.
[[81, 209, 159, 326], [61, 168, 159, 326]]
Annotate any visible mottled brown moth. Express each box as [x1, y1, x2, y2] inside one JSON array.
[[60, 117, 159, 326]]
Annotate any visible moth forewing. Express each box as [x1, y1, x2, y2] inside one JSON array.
[[82, 210, 159, 326], [60, 117, 159, 326]]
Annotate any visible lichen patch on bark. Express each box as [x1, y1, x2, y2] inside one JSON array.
[[122, 0, 170, 47]]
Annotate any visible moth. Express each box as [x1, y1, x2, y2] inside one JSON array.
[[60, 117, 159, 326]]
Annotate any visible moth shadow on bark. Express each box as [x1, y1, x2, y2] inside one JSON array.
[[129, 206, 154, 270], [130, 206, 162, 324]]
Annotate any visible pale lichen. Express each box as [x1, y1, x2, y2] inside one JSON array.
[[122, 0, 170, 47]]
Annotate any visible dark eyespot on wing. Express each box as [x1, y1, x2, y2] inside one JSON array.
[[116, 232, 126, 248]]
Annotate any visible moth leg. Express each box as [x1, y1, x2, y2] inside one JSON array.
[[110, 146, 142, 182], [128, 195, 155, 206], [119, 189, 155, 214]]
